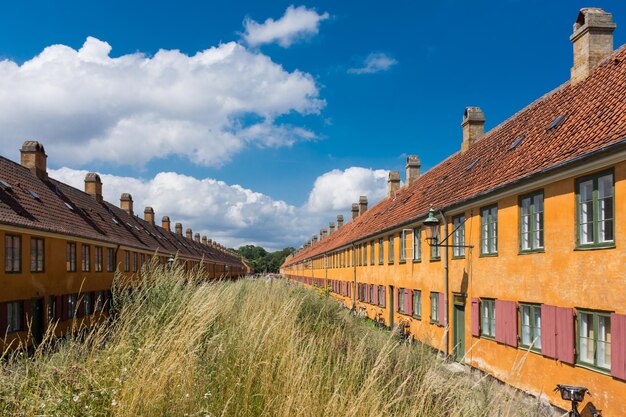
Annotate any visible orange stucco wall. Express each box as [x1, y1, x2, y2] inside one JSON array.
[[282, 160, 626, 415]]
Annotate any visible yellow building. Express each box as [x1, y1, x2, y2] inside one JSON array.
[[1, 141, 247, 351], [282, 8, 626, 415]]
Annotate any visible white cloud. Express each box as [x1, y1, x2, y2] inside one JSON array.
[[0, 37, 323, 167], [348, 52, 397, 75], [49, 165, 388, 251], [242, 5, 329, 48]]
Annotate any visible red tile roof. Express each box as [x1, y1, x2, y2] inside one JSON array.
[[0, 156, 243, 267], [285, 45, 626, 267]]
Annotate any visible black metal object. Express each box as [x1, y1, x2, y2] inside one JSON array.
[[554, 384, 590, 416]]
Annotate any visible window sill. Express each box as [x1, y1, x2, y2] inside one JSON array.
[[574, 243, 616, 251], [412, 259, 422, 263], [413, 315, 421, 320], [387, 261, 395, 265], [518, 249, 545, 255], [451, 255, 465, 260], [575, 362, 610, 376], [430, 319, 439, 325], [479, 253, 498, 258], [399, 260, 406, 264], [518, 344, 542, 354], [481, 335, 496, 341], [430, 258, 441, 262]]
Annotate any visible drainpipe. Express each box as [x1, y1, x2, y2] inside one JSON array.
[[440, 209, 449, 358]]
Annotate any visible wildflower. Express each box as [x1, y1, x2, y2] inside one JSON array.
[[185, 393, 190, 398], [73, 394, 79, 402], [111, 399, 117, 406], [40, 402, 46, 409], [204, 392, 211, 398]]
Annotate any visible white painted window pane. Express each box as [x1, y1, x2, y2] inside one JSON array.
[[579, 314, 594, 364], [534, 309, 542, 349], [598, 316, 611, 369], [521, 306, 530, 345]]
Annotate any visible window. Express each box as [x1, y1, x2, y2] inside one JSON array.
[[95, 247, 103, 272], [370, 285, 376, 304], [82, 244, 90, 272], [107, 248, 115, 272], [520, 192, 544, 252], [398, 288, 405, 313], [413, 290, 422, 319], [66, 242, 77, 272], [577, 171, 614, 247], [430, 292, 439, 323], [7, 301, 23, 332], [400, 231, 406, 261], [67, 294, 77, 319], [413, 227, 421, 262], [452, 215, 466, 257], [357, 245, 361, 266], [4, 235, 21, 272], [388, 235, 394, 264], [132, 253, 138, 272], [362, 245, 367, 266], [481, 205, 498, 255], [94, 291, 104, 312], [140, 254, 145, 270], [370, 241, 375, 265], [124, 251, 130, 272], [83, 293, 92, 315], [578, 310, 611, 371], [430, 227, 440, 260], [30, 237, 44, 272], [378, 285, 385, 307], [378, 238, 384, 264], [47, 296, 56, 323], [520, 304, 541, 350], [481, 299, 496, 338]]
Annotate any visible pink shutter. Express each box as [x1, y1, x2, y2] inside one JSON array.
[[556, 307, 574, 364], [395, 288, 400, 312], [471, 298, 480, 337], [405, 290, 413, 316], [371, 285, 375, 304], [438, 292, 445, 326], [507, 302, 518, 347], [495, 300, 517, 347], [541, 305, 557, 359], [0, 302, 7, 334], [611, 313, 626, 380], [381, 287, 386, 308]]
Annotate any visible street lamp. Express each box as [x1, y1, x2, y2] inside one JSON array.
[[423, 207, 441, 246]]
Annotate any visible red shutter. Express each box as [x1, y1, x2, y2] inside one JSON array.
[[556, 307, 574, 364], [405, 290, 413, 316], [495, 300, 517, 347], [507, 301, 518, 347], [541, 305, 557, 359], [438, 292, 445, 326], [471, 298, 480, 337], [23, 300, 32, 330], [395, 288, 400, 312], [0, 303, 7, 334], [611, 313, 626, 380], [381, 286, 386, 308]]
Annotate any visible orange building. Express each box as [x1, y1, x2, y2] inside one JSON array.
[[1, 141, 247, 351], [281, 8, 626, 415]]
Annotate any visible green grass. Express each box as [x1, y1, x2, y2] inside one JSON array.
[[0, 266, 552, 416]]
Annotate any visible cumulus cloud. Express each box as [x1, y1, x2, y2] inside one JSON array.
[[348, 52, 397, 75], [242, 5, 329, 48], [0, 37, 323, 167], [49, 165, 388, 251]]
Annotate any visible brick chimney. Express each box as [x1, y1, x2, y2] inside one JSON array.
[[570, 8, 616, 85], [186, 228, 192, 239], [329, 221, 335, 234], [175, 223, 183, 236], [194, 233, 200, 242], [162, 216, 171, 231], [351, 203, 359, 220], [120, 193, 134, 216], [84, 173, 103, 202], [320, 228, 328, 240], [20, 141, 47, 180], [202, 236, 208, 245], [387, 171, 400, 198], [144, 207, 155, 225], [461, 107, 485, 153], [312, 235, 318, 244], [406, 155, 421, 185], [337, 215, 344, 229], [208, 239, 213, 247], [359, 196, 368, 216]]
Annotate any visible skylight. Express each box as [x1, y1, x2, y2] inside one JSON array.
[[64, 202, 74, 211], [0, 179, 12, 191], [112, 217, 119, 225], [509, 135, 526, 150], [466, 159, 479, 171], [547, 114, 567, 130], [28, 189, 41, 200]]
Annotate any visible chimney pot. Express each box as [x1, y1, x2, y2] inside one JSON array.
[[351, 203, 359, 220], [120, 193, 134, 216], [162, 216, 171, 231], [144, 207, 155, 225], [84, 172, 103, 202], [359, 195, 368, 216], [175, 223, 183, 236], [186, 228, 193, 239], [387, 171, 401, 198], [406, 155, 421, 185], [194, 233, 200, 242], [329, 221, 335, 234], [461, 107, 485, 153], [20, 141, 47, 180], [337, 215, 344, 229], [570, 8, 616, 85], [202, 236, 208, 245]]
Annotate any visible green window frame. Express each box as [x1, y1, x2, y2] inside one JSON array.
[[378, 285, 385, 307], [370, 284, 376, 304], [576, 170, 614, 248], [577, 309, 611, 371], [520, 191, 544, 252], [413, 290, 422, 319], [66, 242, 76, 272], [430, 292, 439, 323], [30, 237, 44, 272], [370, 241, 375, 265], [398, 288, 405, 313], [481, 299, 496, 338], [4, 235, 21, 273], [400, 231, 407, 261], [82, 244, 91, 272], [430, 226, 440, 261], [519, 303, 542, 351], [95, 247, 103, 272], [388, 235, 395, 264], [107, 248, 115, 272], [481, 205, 498, 256], [6, 301, 23, 333], [378, 238, 384, 265], [452, 215, 466, 258], [363, 244, 367, 266]]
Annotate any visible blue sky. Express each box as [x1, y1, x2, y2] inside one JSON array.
[[1, 1, 624, 250]]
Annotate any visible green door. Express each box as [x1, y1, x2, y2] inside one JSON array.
[[30, 298, 45, 346], [453, 303, 465, 362]]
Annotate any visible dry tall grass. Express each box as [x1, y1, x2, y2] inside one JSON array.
[[0, 265, 552, 416]]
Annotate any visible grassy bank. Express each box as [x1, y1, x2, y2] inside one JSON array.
[[0, 267, 550, 416]]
